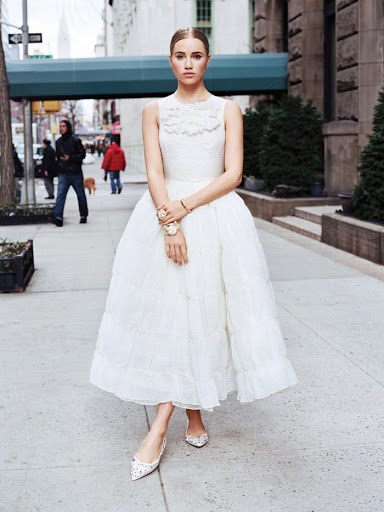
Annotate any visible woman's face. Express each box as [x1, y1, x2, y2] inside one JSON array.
[[169, 37, 210, 85]]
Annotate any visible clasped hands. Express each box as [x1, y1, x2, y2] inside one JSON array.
[[156, 199, 189, 226], [157, 199, 190, 266]]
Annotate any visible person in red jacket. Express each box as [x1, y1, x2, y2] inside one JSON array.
[[101, 140, 127, 194]]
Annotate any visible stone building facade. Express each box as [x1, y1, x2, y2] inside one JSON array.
[[253, 0, 384, 196]]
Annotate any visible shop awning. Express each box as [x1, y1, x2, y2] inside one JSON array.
[[7, 53, 288, 100]]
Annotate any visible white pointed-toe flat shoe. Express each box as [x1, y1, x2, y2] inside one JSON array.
[[131, 436, 167, 481], [185, 425, 208, 448]]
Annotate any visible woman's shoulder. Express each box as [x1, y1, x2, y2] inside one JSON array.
[[142, 100, 159, 120], [222, 98, 241, 112], [222, 99, 242, 122]]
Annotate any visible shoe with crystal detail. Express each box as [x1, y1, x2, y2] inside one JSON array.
[[131, 436, 167, 481], [185, 424, 208, 448]]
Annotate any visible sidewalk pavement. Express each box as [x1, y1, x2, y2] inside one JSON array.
[[1, 168, 384, 512]]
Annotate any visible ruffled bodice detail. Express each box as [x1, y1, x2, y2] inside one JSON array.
[[158, 95, 227, 182], [163, 99, 220, 135]]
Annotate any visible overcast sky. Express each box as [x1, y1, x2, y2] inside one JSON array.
[[4, 0, 105, 58]]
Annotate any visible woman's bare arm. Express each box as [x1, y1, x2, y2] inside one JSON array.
[[142, 100, 189, 266], [142, 101, 169, 208], [158, 100, 243, 226], [182, 100, 243, 210]]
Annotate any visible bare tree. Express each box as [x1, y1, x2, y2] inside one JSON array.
[[61, 100, 82, 131], [0, 5, 15, 206]]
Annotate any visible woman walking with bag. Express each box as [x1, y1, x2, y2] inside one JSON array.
[[90, 27, 298, 481]]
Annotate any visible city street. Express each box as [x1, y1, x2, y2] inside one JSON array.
[[1, 162, 383, 511]]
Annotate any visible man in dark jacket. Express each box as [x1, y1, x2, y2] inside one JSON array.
[[54, 120, 88, 227], [42, 139, 57, 199], [13, 144, 24, 203]]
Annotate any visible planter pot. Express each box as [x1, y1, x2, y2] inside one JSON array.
[[337, 193, 353, 213], [0, 239, 35, 292], [0, 204, 54, 226], [310, 181, 324, 197], [243, 177, 264, 192], [236, 188, 341, 222], [322, 213, 384, 264]]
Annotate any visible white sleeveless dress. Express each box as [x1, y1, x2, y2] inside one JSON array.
[[89, 94, 298, 411]]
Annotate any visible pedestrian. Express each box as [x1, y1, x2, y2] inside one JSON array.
[[89, 28, 298, 481], [53, 120, 88, 227], [97, 141, 102, 157], [41, 139, 56, 199], [101, 139, 110, 181], [101, 139, 126, 194], [13, 144, 23, 203]]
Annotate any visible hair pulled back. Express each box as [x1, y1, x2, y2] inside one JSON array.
[[170, 27, 210, 56]]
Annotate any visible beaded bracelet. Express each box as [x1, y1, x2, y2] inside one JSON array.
[[180, 199, 192, 213]]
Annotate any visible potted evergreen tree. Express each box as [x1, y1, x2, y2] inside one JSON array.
[[259, 95, 324, 195], [353, 88, 384, 223], [242, 101, 273, 192]]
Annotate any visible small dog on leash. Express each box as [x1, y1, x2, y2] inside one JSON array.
[[84, 177, 97, 195]]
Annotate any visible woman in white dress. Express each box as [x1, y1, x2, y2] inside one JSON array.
[[89, 27, 298, 481]]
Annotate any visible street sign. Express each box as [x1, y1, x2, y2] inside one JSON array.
[[8, 33, 22, 44], [32, 101, 42, 114], [29, 33, 43, 43], [30, 55, 52, 59], [31, 100, 61, 114], [8, 33, 42, 44], [43, 100, 61, 112]]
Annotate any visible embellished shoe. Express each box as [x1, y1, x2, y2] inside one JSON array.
[[131, 436, 167, 481], [185, 425, 208, 448]]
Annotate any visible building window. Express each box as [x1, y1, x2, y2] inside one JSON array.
[[196, 0, 213, 44], [324, 0, 336, 121], [249, 0, 255, 52], [277, 1, 288, 53]]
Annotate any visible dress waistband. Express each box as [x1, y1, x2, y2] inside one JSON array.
[[165, 176, 219, 184]]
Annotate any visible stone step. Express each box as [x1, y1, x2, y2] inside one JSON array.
[[272, 215, 322, 241], [294, 205, 342, 224]]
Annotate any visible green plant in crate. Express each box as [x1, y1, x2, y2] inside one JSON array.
[[0, 238, 28, 258]]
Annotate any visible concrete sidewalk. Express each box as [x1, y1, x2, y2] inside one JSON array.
[[1, 169, 384, 512]]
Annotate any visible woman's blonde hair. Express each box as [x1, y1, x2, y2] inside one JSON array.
[[170, 27, 210, 56]]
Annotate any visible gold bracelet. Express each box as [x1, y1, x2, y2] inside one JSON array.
[[180, 199, 192, 213]]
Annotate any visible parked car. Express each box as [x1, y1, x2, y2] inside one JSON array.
[[15, 143, 44, 178]]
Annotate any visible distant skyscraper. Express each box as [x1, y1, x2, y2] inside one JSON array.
[[58, 11, 71, 58]]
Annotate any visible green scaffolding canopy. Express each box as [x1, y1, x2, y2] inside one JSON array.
[[7, 53, 288, 100]]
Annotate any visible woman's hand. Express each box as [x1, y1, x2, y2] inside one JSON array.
[[157, 200, 188, 225], [164, 230, 188, 266]]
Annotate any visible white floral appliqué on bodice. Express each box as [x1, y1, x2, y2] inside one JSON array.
[[158, 94, 227, 182]]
